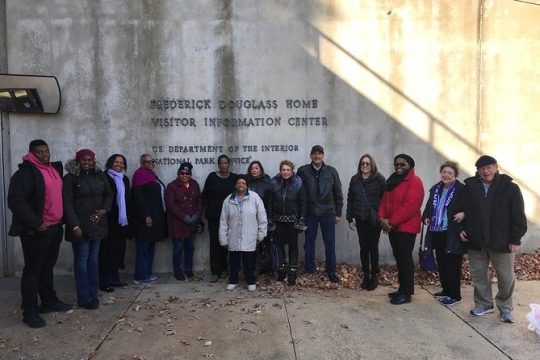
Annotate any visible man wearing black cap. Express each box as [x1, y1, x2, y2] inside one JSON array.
[[455, 155, 527, 323], [297, 145, 343, 283], [8, 140, 72, 328]]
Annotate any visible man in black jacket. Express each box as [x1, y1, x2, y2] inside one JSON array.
[[457, 155, 527, 323], [297, 145, 343, 282], [8, 139, 72, 328]]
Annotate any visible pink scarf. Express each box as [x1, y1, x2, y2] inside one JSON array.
[[23, 152, 63, 224], [132, 167, 157, 187]]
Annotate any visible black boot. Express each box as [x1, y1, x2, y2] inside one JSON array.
[[360, 275, 370, 289], [288, 265, 297, 286], [367, 275, 378, 291], [277, 264, 287, 282]]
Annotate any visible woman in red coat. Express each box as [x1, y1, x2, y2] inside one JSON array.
[[378, 154, 424, 305], [165, 162, 203, 280]]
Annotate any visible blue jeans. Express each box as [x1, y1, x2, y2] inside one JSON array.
[[172, 234, 195, 277], [304, 215, 336, 275], [72, 240, 101, 305], [134, 241, 155, 281]]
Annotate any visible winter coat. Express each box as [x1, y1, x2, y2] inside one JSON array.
[[63, 160, 113, 242], [422, 180, 465, 254], [377, 169, 424, 234], [165, 178, 202, 239], [132, 179, 167, 242], [100, 173, 132, 271], [346, 173, 386, 223], [297, 162, 343, 217], [267, 174, 306, 222], [247, 174, 271, 209], [8, 160, 63, 236], [219, 191, 267, 252], [202, 172, 238, 220], [454, 173, 527, 252]]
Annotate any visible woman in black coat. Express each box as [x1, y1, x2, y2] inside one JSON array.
[[346, 154, 385, 290], [99, 154, 131, 292], [422, 160, 465, 306], [131, 154, 166, 285], [63, 149, 113, 309]]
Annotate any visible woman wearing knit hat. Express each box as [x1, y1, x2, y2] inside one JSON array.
[[63, 149, 113, 309], [378, 154, 424, 305]]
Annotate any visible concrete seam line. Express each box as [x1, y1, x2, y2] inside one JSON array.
[[282, 294, 298, 360], [420, 285, 513, 360], [91, 285, 146, 357]]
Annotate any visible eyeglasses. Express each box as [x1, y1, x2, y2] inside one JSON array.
[[179, 172, 190, 176], [393, 162, 409, 168], [361, 162, 371, 166], [143, 159, 156, 164]]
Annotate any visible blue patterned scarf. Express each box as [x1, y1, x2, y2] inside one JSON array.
[[429, 181, 456, 232]]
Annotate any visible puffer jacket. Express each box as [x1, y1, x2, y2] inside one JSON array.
[[297, 162, 343, 217], [346, 173, 386, 223], [63, 160, 113, 242], [247, 174, 271, 209], [377, 169, 424, 234], [219, 190, 267, 252], [267, 174, 306, 223], [454, 173, 527, 252]]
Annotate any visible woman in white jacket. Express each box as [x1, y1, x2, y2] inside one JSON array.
[[219, 175, 267, 291]]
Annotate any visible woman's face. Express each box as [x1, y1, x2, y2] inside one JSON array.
[[280, 165, 292, 180], [360, 157, 371, 175], [249, 164, 261, 178], [142, 156, 155, 170], [235, 179, 247, 194], [178, 170, 191, 183], [79, 155, 95, 171], [440, 166, 456, 187], [393, 157, 410, 175], [218, 158, 230, 173], [111, 156, 125, 172]]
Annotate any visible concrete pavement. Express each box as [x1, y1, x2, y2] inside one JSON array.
[[0, 275, 538, 360]]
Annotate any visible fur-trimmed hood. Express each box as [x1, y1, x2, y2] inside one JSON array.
[[65, 159, 103, 176]]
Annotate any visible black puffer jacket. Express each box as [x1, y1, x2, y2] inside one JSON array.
[[8, 161, 63, 236], [63, 160, 113, 242], [268, 174, 306, 223], [247, 174, 271, 209], [346, 173, 385, 223], [297, 163, 343, 217], [454, 173, 527, 252]]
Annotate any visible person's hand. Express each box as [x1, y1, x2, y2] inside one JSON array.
[[453, 212, 465, 223], [36, 223, 49, 232], [380, 218, 394, 233], [335, 216, 341, 224], [145, 216, 153, 227], [423, 218, 430, 226], [73, 227, 83, 241], [91, 209, 107, 223], [348, 222, 356, 231], [509, 244, 520, 253], [459, 230, 468, 242]]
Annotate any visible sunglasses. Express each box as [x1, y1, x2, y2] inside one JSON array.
[[179, 172, 190, 176], [143, 159, 156, 164], [361, 162, 371, 166], [393, 162, 409, 168]]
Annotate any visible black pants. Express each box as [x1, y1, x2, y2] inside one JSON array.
[[20, 224, 63, 314], [276, 222, 298, 266], [355, 219, 381, 276], [208, 218, 228, 275], [389, 232, 416, 296], [432, 231, 463, 300], [229, 251, 256, 285]]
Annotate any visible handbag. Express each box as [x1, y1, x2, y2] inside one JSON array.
[[360, 181, 378, 226], [418, 224, 437, 272]]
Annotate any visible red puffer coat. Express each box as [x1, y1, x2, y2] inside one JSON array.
[[165, 178, 202, 238], [377, 169, 424, 234]]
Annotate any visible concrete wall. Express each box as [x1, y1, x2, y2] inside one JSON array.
[[1, 0, 539, 275]]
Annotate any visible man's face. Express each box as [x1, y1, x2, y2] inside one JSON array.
[[478, 164, 498, 184], [310, 151, 324, 166], [31, 145, 50, 164]]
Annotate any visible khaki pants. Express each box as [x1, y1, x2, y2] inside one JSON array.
[[468, 249, 515, 313]]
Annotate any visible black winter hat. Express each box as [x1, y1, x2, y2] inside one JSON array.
[[177, 162, 193, 174], [475, 155, 497, 168], [310, 145, 324, 154], [394, 154, 415, 168]]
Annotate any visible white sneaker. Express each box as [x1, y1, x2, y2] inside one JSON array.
[[226, 284, 237, 291], [247, 285, 256, 292]]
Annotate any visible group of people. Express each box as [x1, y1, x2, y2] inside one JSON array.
[[8, 140, 527, 329]]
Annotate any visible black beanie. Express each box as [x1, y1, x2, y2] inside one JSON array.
[[475, 155, 497, 168], [29, 139, 48, 150], [394, 154, 415, 168], [178, 162, 193, 174]]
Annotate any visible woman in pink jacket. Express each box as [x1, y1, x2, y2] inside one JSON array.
[[378, 154, 424, 305]]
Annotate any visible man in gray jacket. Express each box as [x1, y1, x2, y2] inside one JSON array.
[[297, 145, 343, 282]]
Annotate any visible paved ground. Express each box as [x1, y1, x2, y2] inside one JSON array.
[[0, 275, 539, 360]]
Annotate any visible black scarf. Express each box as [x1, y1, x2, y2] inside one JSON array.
[[385, 170, 409, 191]]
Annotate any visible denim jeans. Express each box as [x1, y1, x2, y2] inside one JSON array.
[[229, 251, 256, 285], [304, 215, 336, 275], [172, 234, 195, 277], [134, 241, 155, 281], [72, 240, 101, 305]]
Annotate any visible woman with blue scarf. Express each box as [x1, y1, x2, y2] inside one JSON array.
[[422, 161, 465, 306], [99, 154, 132, 292]]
